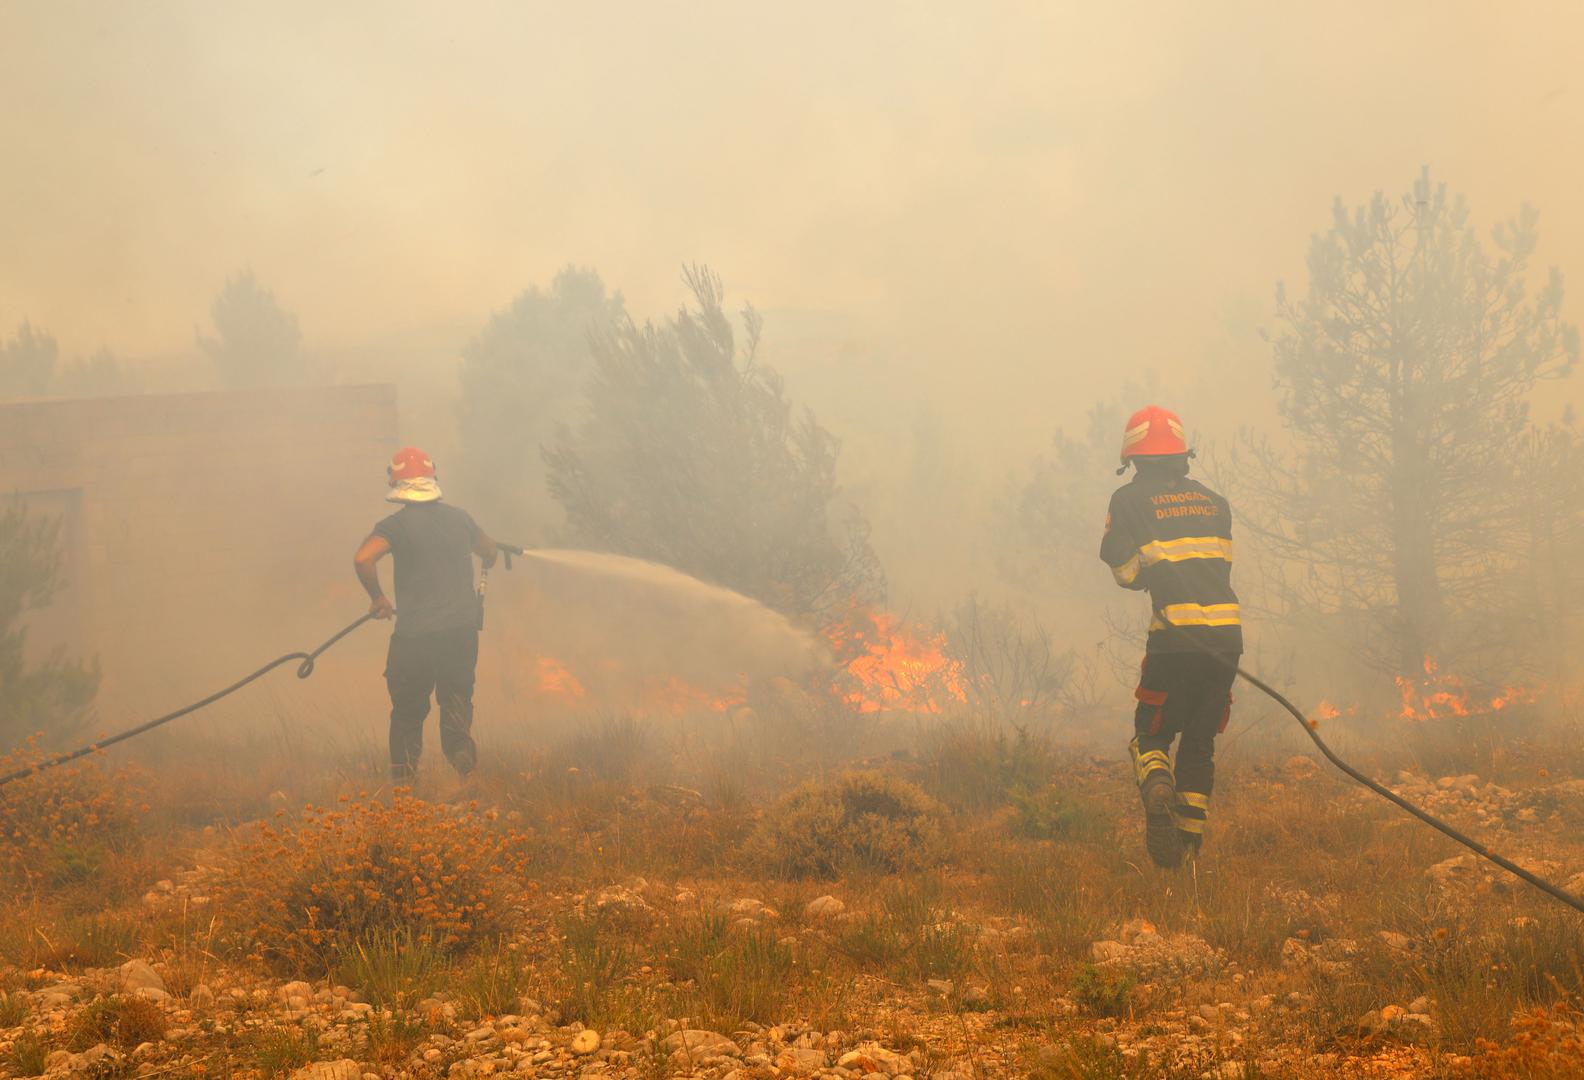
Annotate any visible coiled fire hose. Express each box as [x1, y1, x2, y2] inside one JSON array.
[[1171, 626, 1584, 915], [0, 613, 377, 790]]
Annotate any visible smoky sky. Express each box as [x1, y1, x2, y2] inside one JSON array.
[[3, 0, 1583, 445]]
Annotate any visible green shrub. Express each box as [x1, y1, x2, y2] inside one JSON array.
[[911, 921, 974, 981], [832, 886, 974, 983], [744, 771, 946, 878], [27, 912, 145, 971], [1028, 1035, 1160, 1079], [66, 994, 167, 1050], [456, 942, 533, 1018], [252, 1025, 322, 1076], [335, 926, 448, 1009], [665, 915, 793, 1026], [0, 990, 27, 1026], [1070, 963, 1133, 1018], [6, 1031, 50, 1077], [1009, 783, 1106, 842], [921, 722, 1057, 813], [834, 913, 908, 969], [0, 502, 101, 750], [554, 912, 636, 1029], [362, 1010, 431, 1067]]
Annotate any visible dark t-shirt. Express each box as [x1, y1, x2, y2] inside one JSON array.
[[372, 503, 481, 637]]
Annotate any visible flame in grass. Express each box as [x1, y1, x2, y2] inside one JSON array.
[[535, 656, 586, 702], [1309, 700, 1342, 729], [522, 608, 975, 717], [651, 675, 746, 716], [1302, 660, 1542, 727], [528, 655, 743, 716], [823, 610, 968, 714], [1394, 655, 1538, 723]]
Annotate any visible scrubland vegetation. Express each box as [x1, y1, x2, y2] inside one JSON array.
[[4, 693, 1584, 1080]]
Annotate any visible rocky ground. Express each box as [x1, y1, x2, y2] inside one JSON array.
[[5, 739, 1584, 1079]]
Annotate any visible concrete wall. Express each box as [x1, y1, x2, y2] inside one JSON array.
[[0, 384, 399, 724]]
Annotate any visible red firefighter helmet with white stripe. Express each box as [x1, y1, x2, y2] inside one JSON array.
[[1119, 405, 1188, 462], [388, 445, 436, 481]]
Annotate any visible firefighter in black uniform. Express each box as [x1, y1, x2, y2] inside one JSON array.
[[1099, 406, 1241, 868]]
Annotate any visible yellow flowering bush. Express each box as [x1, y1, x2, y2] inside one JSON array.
[[0, 746, 148, 890], [1475, 996, 1584, 1078], [220, 793, 535, 970]]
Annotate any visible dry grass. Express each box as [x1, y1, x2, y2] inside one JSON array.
[[3, 705, 1584, 1076], [5, 1030, 51, 1076]]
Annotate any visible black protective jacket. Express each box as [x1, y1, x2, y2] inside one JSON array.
[[1100, 466, 1242, 655]]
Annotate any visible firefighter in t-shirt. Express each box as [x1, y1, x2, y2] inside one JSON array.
[[353, 447, 498, 782], [1099, 407, 1241, 868]]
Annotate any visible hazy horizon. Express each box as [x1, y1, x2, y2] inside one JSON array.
[[6, 2, 1584, 441]]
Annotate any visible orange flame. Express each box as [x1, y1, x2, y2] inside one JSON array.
[[520, 607, 977, 717], [1393, 655, 1537, 722], [649, 675, 746, 716], [535, 656, 586, 702], [823, 610, 968, 714], [527, 655, 744, 716]]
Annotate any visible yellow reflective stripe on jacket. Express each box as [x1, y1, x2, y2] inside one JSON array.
[[1138, 535, 1232, 568], [1115, 536, 1230, 587], [1150, 602, 1242, 630]]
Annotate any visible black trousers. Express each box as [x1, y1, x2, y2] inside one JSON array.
[[1129, 651, 1237, 839], [385, 627, 479, 780]]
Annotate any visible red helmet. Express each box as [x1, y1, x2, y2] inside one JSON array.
[[388, 446, 436, 481], [1120, 405, 1188, 462]]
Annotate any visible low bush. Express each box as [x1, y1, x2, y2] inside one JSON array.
[[920, 721, 1058, 814], [455, 941, 533, 1018], [1474, 994, 1584, 1078], [1070, 963, 1133, 1018], [251, 1025, 322, 1076], [551, 905, 636, 1026], [0, 749, 147, 893], [66, 994, 167, 1050], [335, 926, 448, 1008], [664, 915, 793, 1026], [1008, 783, 1106, 842], [744, 771, 946, 878], [831, 885, 974, 983], [220, 793, 535, 971], [362, 1010, 432, 1067], [6, 1031, 50, 1077], [22, 911, 144, 970]]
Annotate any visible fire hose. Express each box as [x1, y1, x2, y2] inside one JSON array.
[[1167, 622, 1584, 916], [0, 613, 378, 790], [0, 542, 532, 791]]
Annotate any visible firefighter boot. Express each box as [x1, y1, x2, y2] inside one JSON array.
[[1174, 790, 1209, 859], [1140, 773, 1184, 868], [1131, 737, 1183, 869]]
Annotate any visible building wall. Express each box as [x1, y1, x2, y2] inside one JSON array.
[[0, 384, 399, 722]]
